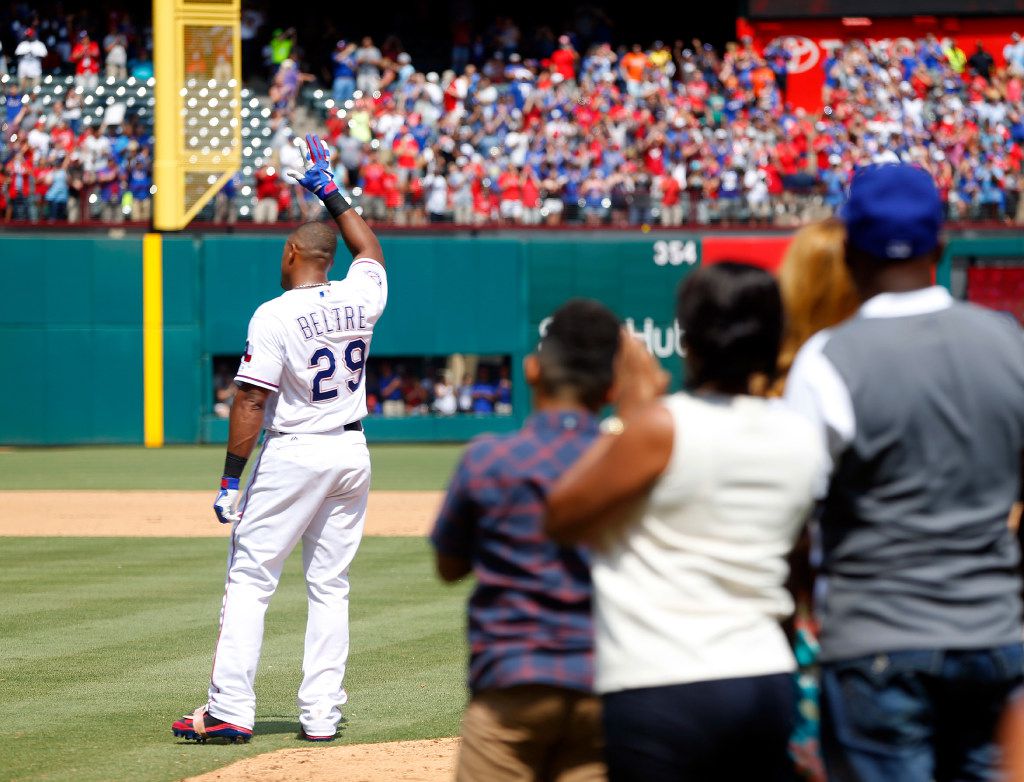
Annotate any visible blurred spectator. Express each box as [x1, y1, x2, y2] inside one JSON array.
[[95, 156, 123, 222], [379, 362, 404, 417], [4, 148, 33, 220], [1005, 32, 1024, 73], [494, 366, 512, 415], [71, 31, 100, 91], [360, 151, 387, 220], [15, 28, 46, 89], [268, 28, 295, 74], [471, 368, 496, 414], [457, 372, 474, 414], [943, 37, 967, 74], [969, 41, 994, 80], [103, 27, 128, 80], [63, 90, 82, 134], [404, 376, 428, 415], [213, 365, 238, 418], [549, 35, 578, 84], [253, 160, 280, 223], [433, 372, 458, 416], [65, 154, 86, 223], [43, 155, 69, 221], [128, 157, 153, 223], [332, 40, 357, 105], [620, 43, 647, 97], [355, 36, 382, 95], [214, 173, 238, 225]]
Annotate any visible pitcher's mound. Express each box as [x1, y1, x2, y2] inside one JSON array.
[[182, 737, 459, 782]]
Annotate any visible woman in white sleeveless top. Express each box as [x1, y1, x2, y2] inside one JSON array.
[[547, 263, 825, 781]]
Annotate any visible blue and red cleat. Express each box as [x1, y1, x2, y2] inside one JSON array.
[[172, 708, 252, 744], [301, 729, 336, 742]]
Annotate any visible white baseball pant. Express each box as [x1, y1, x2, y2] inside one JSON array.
[[207, 428, 370, 737]]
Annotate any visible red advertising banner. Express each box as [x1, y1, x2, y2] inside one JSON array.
[[967, 267, 1024, 325], [701, 235, 793, 272], [738, 15, 1024, 111]]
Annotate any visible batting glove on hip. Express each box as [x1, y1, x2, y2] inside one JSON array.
[[286, 133, 341, 200], [213, 477, 241, 524]]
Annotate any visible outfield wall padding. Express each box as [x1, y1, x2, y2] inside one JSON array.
[[0, 230, 1000, 445]]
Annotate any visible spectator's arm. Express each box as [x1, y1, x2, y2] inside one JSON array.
[[547, 403, 674, 544], [430, 450, 478, 583], [436, 553, 471, 582]]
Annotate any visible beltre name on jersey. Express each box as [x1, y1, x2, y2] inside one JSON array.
[[235, 258, 388, 434]]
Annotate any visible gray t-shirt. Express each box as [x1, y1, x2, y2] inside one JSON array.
[[787, 288, 1024, 661]]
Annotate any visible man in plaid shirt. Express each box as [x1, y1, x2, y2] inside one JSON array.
[[431, 299, 621, 782]]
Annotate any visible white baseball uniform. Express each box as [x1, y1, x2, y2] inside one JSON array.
[[207, 256, 387, 738]]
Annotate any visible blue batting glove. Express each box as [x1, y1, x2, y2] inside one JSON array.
[[285, 133, 340, 200], [213, 476, 241, 524]]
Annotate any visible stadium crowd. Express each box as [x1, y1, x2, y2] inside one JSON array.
[[0, 5, 153, 222], [305, 30, 1024, 226], [215, 357, 513, 419], [3, 5, 1024, 225]]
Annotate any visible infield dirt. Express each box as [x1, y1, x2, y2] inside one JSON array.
[[180, 737, 459, 782], [0, 490, 443, 537]]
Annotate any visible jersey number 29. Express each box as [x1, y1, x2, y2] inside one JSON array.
[[309, 340, 366, 402]]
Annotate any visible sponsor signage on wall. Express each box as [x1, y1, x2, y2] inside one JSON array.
[[738, 15, 1024, 111]]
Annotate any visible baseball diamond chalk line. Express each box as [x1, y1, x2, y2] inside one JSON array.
[[0, 490, 443, 537]]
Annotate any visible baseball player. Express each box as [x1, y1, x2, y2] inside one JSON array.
[[172, 134, 387, 744]]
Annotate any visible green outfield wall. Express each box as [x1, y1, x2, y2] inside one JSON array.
[[0, 230, 1007, 445]]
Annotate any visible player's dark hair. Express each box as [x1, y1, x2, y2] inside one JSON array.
[[677, 262, 783, 395], [292, 221, 338, 261], [538, 298, 620, 410]]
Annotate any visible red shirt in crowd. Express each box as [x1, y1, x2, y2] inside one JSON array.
[[72, 40, 100, 75], [254, 167, 279, 200], [644, 146, 665, 176], [382, 171, 402, 208], [498, 171, 522, 202], [474, 189, 499, 219], [51, 125, 75, 152], [550, 48, 576, 81], [362, 161, 386, 197], [324, 114, 345, 145], [394, 135, 419, 170], [5, 159, 34, 198], [660, 174, 681, 206], [522, 174, 540, 208]]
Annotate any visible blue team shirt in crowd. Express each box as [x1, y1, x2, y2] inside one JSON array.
[[129, 169, 152, 200], [6, 93, 22, 124], [471, 382, 495, 413], [430, 410, 598, 694], [334, 54, 355, 80], [380, 373, 403, 401]]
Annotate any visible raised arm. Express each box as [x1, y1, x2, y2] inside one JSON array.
[[287, 132, 385, 268], [546, 332, 673, 544], [334, 206, 384, 265]]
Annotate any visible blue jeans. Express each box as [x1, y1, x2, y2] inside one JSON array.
[[332, 76, 354, 105], [821, 644, 1024, 782]]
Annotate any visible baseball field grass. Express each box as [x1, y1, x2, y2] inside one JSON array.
[[0, 444, 470, 782], [0, 443, 464, 490]]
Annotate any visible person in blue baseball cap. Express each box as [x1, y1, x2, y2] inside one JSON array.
[[841, 163, 945, 296], [786, 162, 1024, 782]]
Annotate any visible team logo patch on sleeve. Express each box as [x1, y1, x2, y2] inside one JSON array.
[[366, 271, 382, 287], [243, 341, 252, 362]]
